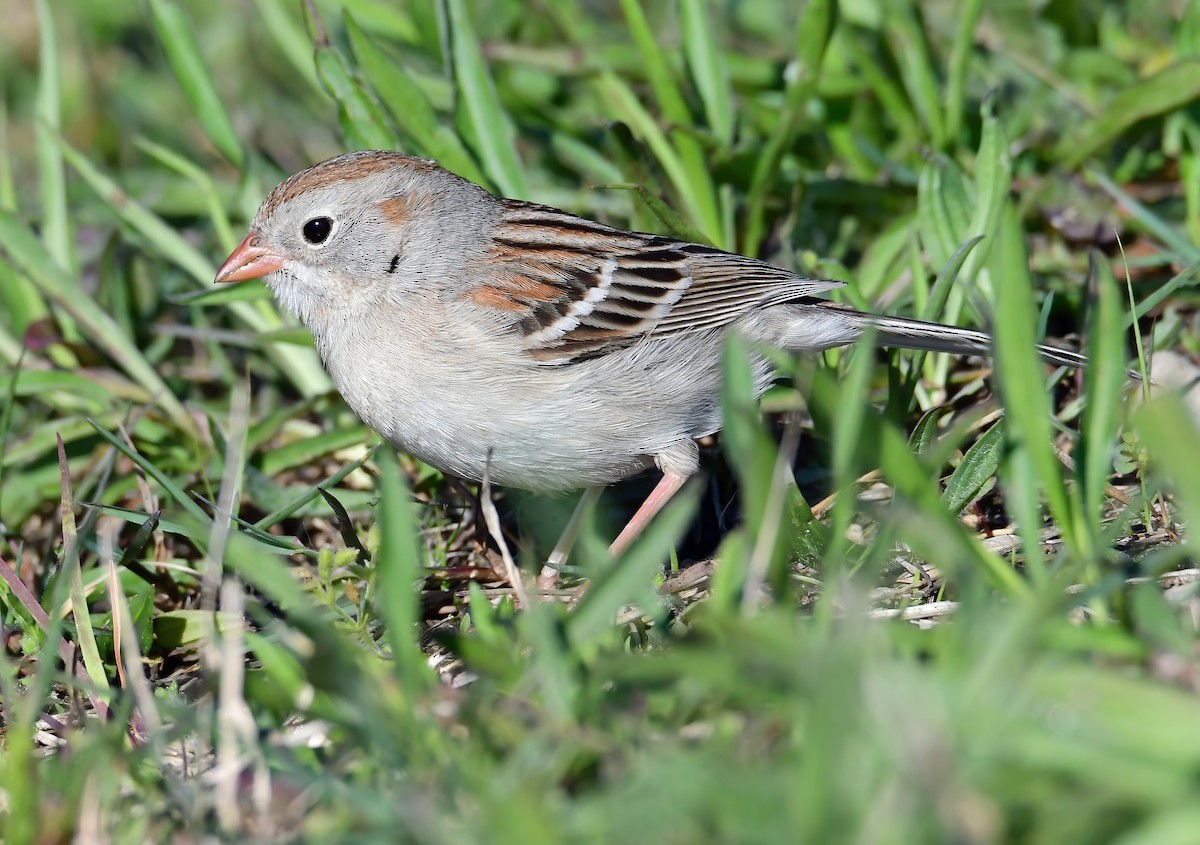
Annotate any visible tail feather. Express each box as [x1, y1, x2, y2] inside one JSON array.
[[764, 299, 1136, 377], [860, 313, 1090, 372]]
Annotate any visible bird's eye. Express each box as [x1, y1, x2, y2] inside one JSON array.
[[302, 217, 333, 245]]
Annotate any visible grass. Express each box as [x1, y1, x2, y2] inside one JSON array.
[[2, 0, 1200, 841]]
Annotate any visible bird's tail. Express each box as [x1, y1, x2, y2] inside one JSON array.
[[859, 312, 1090, 371]]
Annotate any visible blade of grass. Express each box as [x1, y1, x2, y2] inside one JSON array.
[[0, 95, 15, 211], [597, 183, 714, 244], [254, 0, 323, 97], [1134, 395, 1200, 561], [989, 198, 1080, 566], [825, 332, 878, 571], [254, 445, 379, 529], [314, 37, 401, 152], [885, 2, 946, 147], [0, 638, 36, 845], [201, 378, 249, 622], [594, 72, 717, 243], [679, 0, 734, 147], [346, 12, 486, 184], [445, 0, 527, 198], [0, 555, 70, 663], [960, 98, 1011, 294], [135, 138, 235, 250], [1078, 255, 1128, 530], [744, 0, 836, 251], [916, 155, 974, 275], [56, 140, 331, 397], [260, 426, 372, 476], [87, 419, 208, 522], [172, 280, 274, 306], [0, 213, 195, 437], [149, 0, 245, 167], [940, 420, 1003, 514], [373, 446, 432, 691], [1126, 257, 1200, 325], [105, 545, 165, 750], [943, 0, 983, 143], [1089, 168, 1200, 263], [568, 484, 697, 646], [1057, 59, 1200, 170], [58, 436, 110, 696], [1182, 122, 1200, 246], [617, 0, 721, 245], [0, 106, 46, 331], [35, 0, 73, 274], [839, 29, 921, 146], [893, 233, 984, 406]]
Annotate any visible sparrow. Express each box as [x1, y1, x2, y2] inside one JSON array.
[[216, 151, 1090, 565]]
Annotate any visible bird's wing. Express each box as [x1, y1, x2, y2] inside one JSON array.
[[464, 201, 843, 364]]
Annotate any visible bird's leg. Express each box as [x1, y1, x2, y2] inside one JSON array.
[[609, 470, 690, 557], [538, 486, 604, 593]]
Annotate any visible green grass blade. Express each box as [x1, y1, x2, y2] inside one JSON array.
[[0, 212, 195, 436], [254, 446, 378, 529], [594, 72, 719, 244], [1057, 59, 1200, 170], [568, 484, 697, 645], [679, 0, 734, 146], [374, 446, 432, 691], [617, 0, 722, 245], [58, 438, 110, 696], [716, 335, 796, 603], [57, 140, 331, 398], [314, 38, 401, 151], [961, 98, 1012, 292], [148, 0, 245, 168], [445, 0, 527, 198], [0, 96, 15, 211], [940, 420, 1003, 514], [885, 2, 946, 147], [135, 137, 235, 250], [0, 249, 47, 336], [879, 422, 1029, 598], [254, 0, 323, 97], [825, 333, 877, 570], [0, 45, 46, 333], [989, 199, 1079, 561], [943, 0, 983, 143], [1077, 257, 1128, 529], [840, 29, 920, 145], [85, 420, 208, 523], [744, 0, 836, 251], [172, 280, 273, 306], [598, 183, 714, 244], [260, 426, 372, 476], [34, 0, 73, 274], [1126, 256, 1200, 324], [346, 12, 486, 184], [338, 0, 420, 41], [58, 141, 213, 282], [916, 155, 974, 273], [1088, 169, 1200, 263], [1136, 394, 1200, 560]]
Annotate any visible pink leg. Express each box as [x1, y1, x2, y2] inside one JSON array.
[[609, 471, 690, 557]]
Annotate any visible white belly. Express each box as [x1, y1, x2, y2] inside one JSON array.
[[318, 313, 741, 492]]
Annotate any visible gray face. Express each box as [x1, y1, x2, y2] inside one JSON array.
[[254, 180, 409, 322], [249, 151, 496, 325]]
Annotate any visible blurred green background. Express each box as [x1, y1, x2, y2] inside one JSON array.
[[3, 0, 1200, 842]]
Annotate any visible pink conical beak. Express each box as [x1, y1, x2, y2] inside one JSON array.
[[215, 233, 286, 283]]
